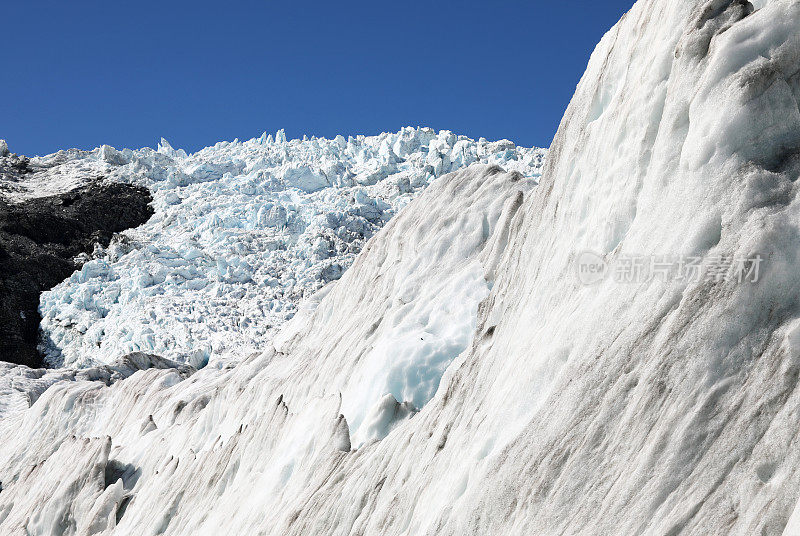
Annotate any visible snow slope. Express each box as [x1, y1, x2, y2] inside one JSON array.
[[3, 0, 800, 534], [0, 128, 544, 368]]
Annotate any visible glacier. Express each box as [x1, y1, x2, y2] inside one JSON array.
[[0, 128, 544, 368], [3, 0, 800, 534]]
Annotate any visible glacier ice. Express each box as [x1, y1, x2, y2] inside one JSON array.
[[0, 163, 529, 535], [4, 127, 544, 368], [3, 0, 800, 534]]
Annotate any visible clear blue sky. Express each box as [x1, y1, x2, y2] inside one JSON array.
[[2, 0, 633, 156]]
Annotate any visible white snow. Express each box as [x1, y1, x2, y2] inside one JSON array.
[[2, 127, 544, 368], [3, 0, 800, 534]]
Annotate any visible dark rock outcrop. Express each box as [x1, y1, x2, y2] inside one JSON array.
[[0, 152, 31, 185], [0, 180, 153, 367]]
